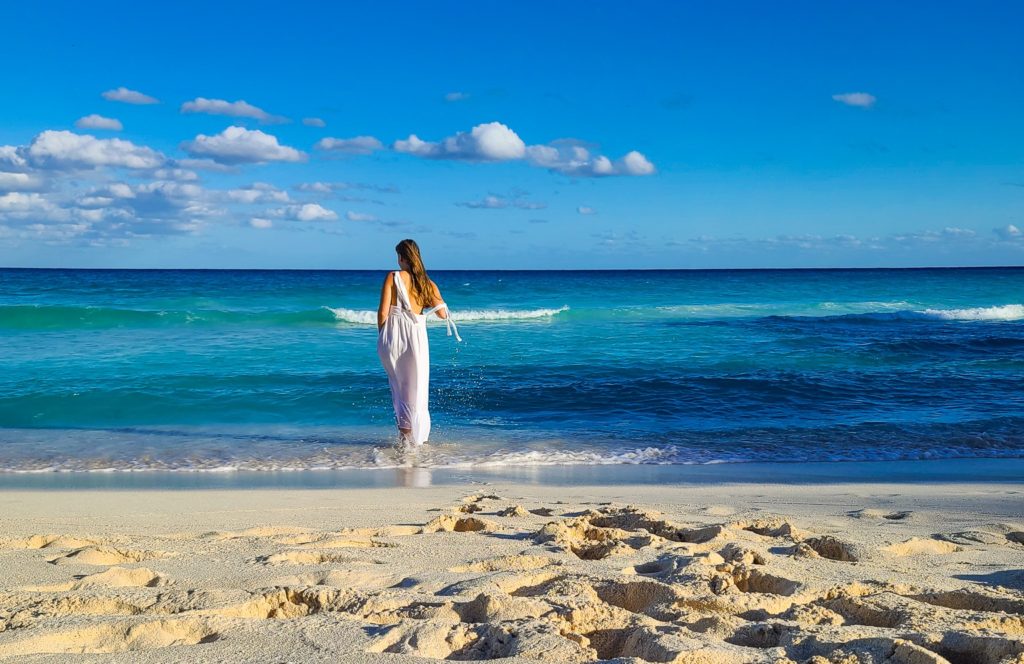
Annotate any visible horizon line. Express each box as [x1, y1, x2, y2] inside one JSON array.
[[2, 265, 1022, 272]]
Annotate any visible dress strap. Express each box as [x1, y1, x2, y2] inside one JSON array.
[[392, 271, 411, 310]]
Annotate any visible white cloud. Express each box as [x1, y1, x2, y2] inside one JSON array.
[[394, 122, 526, 161], [26, 130, 165, 170], [101, 87, 159, 104], [315, 136, 384, 155], [173, 158, 234, 172], [295, 181, 333, 193], [346, 211, 379, 222], [0, 192, 64, 217], [527, 144, 653, 177], [271, 203, 338, 222], [0, 146, 29, 171], [180, 98, 286, 123], [302, 117, 326, 127], [249, 217, 273, 229], [394, 122, 654, 177], [444, 92, 470, 102], [619, 150, 656, 175], [152, 167, 198, 181], [226, 182, 290, 204], [577, 206, 597, 215], [0, 172, 43, 192], [832, 92, 877, 108], [75, 114, 123, 131], [294, 181, 399, 194], [181, 126, 305, 164], [458, 193, 546, 210], [994, 224, 1022, 241]]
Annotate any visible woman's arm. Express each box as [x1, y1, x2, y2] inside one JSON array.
[[377, 273, 393, 330], [428, 281, 448, 319]]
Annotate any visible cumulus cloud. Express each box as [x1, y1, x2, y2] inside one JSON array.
[[457, 193, 546, 210], [294, 181, 399, 194], [269, 203, 338, 222], [315, 136, 384, 155], [249, 217, 273, 229], [173, 158, 234, 172], [832, 92, 877, 108], [0, 176, 220, 244], [75, 114, 123, 131], [302, 117, 326, 127], [0, 146, 29, 171], [181, 126, 305, 164], [444, 92, 470, 102], [994, 224, 1022, 241], [395, 122, 526, 161], [101, 87, 159, 104], [0, 192, 66, 218], [180, 98, 287, 123], [225, 182, 290, 204], [577, 206, 597, 215], [0, 172, 43, 192], [394, 122, 654, 177], [346, 211, 379, 222], [25, 130, 165, 170], [151, 167, 198, 181]]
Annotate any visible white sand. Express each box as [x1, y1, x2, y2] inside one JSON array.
[[0, 481, 1022, 663]]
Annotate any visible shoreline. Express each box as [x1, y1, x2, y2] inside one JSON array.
[[1, 456, 1023, 490]]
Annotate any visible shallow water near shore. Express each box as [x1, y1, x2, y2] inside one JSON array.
[[3, 266, 1023, 475]]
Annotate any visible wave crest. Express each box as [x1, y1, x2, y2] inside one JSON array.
[[327, 305, 569, 324], [919, 304, 1024, 321]]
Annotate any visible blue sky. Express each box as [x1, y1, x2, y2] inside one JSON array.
[[1, 1, 1022, 269]]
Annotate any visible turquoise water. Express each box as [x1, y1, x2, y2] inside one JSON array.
[[1, 267, 1023, 472]]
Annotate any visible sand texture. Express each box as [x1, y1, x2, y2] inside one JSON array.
[[0, 482, 1022, 663]]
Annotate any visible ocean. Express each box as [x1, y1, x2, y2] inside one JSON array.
[[1, 267, 1023, 475]]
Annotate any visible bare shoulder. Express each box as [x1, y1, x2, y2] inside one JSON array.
[[429, 279, 443, 301]]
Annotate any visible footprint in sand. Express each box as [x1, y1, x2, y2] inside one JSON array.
[[272, 533, 396, 548], [0, 618, 219, 656], [449, 555, 561, 573], [1, 534, 103, 550], [420, 515, 499, 534], [847, 508, 914, 521], [47, 545, 174, 566], [253, 550, 375, 566], [26, 567, 171, 591]]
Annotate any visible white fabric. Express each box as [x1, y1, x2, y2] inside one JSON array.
[[422, 302, 462, 341], [377, 271, 431, 445]]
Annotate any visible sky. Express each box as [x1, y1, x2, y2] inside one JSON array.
[[0, 1, 1022, 269]]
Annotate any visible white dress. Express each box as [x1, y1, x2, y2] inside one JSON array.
[[377, 271, 450, 446]]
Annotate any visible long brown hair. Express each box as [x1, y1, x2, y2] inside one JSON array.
[[396, 239, 433, 305]]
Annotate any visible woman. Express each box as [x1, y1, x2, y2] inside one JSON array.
[[377, 239, 456, 448]]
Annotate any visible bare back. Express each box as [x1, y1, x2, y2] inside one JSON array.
[[390, 270, 440, 315]]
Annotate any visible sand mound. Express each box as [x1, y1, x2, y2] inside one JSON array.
[[0, 618, 219, 656], [2, 534, 102, 550], [48, 546, 173, 566], [420, 515, 498, 533], [882, 537, 963, 556], [27, 567, 171, 592]]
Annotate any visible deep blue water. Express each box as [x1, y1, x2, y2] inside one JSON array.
[[1, 267, 1022, 472]]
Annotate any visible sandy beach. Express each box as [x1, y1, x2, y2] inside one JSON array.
[[1, 481, 1022, 663]]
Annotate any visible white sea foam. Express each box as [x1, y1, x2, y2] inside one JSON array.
[[918, 304, 1024, 321], [326, 305, 569, 324]]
